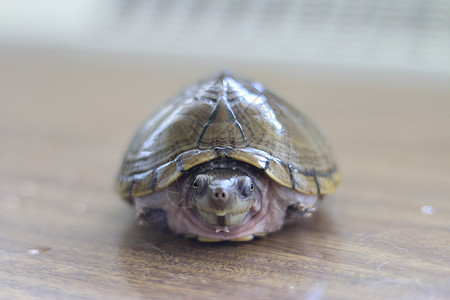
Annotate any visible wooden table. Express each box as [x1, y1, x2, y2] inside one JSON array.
[[1, 51, 449, 299]]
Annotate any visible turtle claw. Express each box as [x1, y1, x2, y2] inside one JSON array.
[[230, 235, 254, 242], [197, 236, 222, 242], [303, 207, 316, 218], [196, 235, 255, 242], [253, 232, 267, 238]]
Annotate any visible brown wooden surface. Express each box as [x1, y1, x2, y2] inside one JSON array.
[[1, 52, 449, 299]]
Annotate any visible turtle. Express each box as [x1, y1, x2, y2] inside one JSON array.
[[116, 71, 340, 242]]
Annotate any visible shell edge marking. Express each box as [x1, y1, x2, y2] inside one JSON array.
[[288, 165, 295, 189], [175, 157, 185, 172], [196, 99, 221, 148], [313, 170, 321, 195], [151, 171, 158, 192], [222, 98, 248, 147]]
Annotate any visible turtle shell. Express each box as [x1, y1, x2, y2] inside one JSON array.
[[116, 71, 340, 201]]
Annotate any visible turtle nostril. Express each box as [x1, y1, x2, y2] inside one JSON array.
[[212, 188, 228, 204]]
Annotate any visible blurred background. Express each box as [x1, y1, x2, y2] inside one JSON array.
[[1, 0, 449, 78]]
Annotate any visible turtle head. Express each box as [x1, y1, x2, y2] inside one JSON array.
[[189, 170, 261, 227]]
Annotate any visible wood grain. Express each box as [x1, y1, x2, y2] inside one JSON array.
[[1, 51, 449, 299]]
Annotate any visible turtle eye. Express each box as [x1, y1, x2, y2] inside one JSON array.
[[192, 175, 209, 193], [192, 179, 199, 189], [239, 177, 254, 198]]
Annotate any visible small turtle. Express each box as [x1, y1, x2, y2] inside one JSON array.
[[116, 71, 340, 242]]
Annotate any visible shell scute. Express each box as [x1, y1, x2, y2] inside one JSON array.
[[226, 148, 268, 170]]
